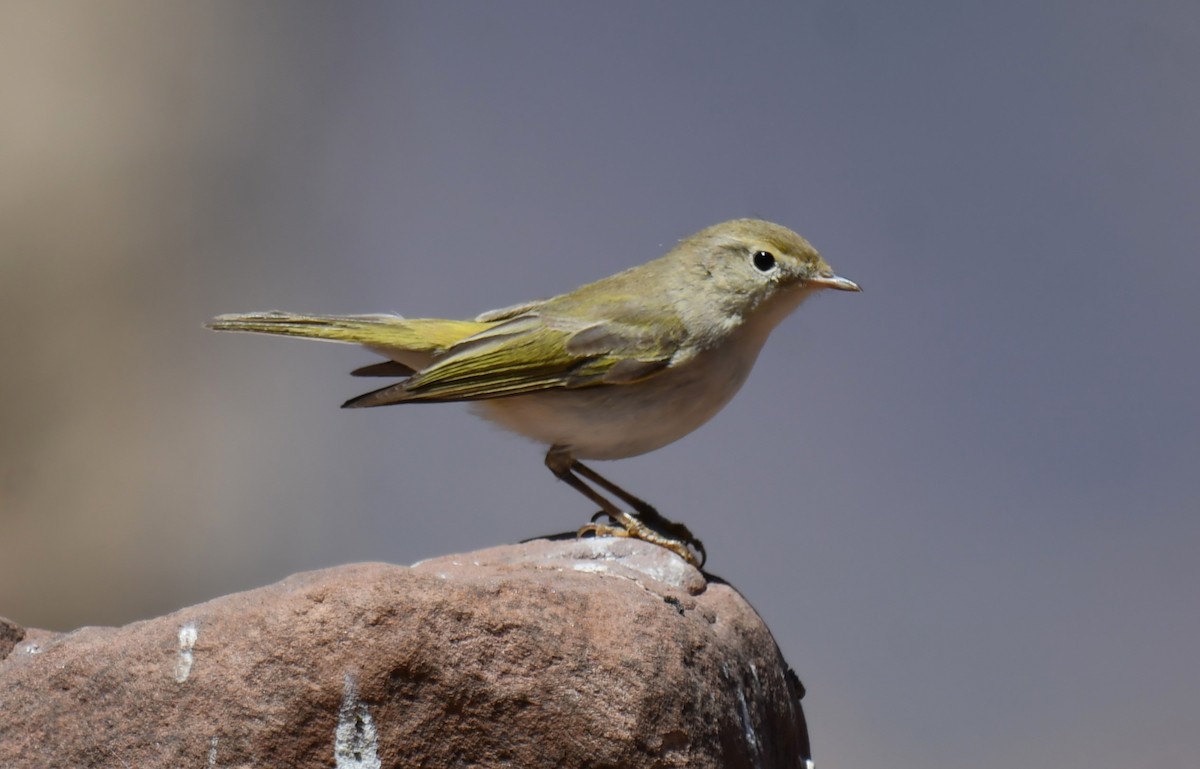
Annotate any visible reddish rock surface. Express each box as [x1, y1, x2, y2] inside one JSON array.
[[0, 538, 811, 768]]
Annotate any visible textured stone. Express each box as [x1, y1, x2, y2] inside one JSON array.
[[0, 538, 811, 768], [0, 616, 24, 661]]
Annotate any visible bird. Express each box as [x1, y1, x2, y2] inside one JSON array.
[[208, 218, 860, 566]]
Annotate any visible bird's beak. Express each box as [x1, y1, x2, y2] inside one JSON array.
[[809, 272, 862, 292]]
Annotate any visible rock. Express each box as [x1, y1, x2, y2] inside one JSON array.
[[0, 538, 811, 768], [0, 616, 24, 660]]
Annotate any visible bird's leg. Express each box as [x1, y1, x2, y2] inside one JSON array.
[[544, 448, 706, 567], [571, 460, 701, 544]]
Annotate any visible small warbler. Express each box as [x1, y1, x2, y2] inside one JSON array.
[[208, 218, 860, 566]]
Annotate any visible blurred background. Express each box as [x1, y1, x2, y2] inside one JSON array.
[[2, 2, 1197, 767]]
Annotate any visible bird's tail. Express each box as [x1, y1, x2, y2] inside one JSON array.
[[206, 311, 489, 359]]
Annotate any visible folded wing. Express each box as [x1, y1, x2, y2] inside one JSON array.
[[344, 313, 679, 407]]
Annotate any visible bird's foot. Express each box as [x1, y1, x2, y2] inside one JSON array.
[[578, 511, 705, 568]]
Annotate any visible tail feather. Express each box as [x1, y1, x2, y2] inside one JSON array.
[[342, 382, 411, 409], [205, 312, 488, 355], [350, 360, 416, 377]]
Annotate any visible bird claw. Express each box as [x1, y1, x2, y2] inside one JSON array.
[[577, 512, 706, 568]]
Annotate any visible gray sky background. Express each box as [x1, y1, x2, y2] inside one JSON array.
[[2, 3, 1197, 767]]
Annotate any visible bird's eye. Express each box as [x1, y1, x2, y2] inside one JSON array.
[[752, 250, 777, 273]]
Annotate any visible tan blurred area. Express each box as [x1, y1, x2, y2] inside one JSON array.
[[0, 2, 341, 628]]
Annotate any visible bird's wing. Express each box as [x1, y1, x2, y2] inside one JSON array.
[[343, 312, 682, 407]]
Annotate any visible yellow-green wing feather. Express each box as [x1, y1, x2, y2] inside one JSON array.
[[402, 318, 588, 400], [345, 314, 678, 407], [209, 310, 684, 408]]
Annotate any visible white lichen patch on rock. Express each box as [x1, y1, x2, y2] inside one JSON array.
[[335, 674, 380, 769], [175, 623, 198, 682]]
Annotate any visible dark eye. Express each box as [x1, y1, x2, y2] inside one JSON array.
[[752, 250, 777, 273]]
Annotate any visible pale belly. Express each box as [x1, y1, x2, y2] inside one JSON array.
[[472, 341, 760, 460]]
